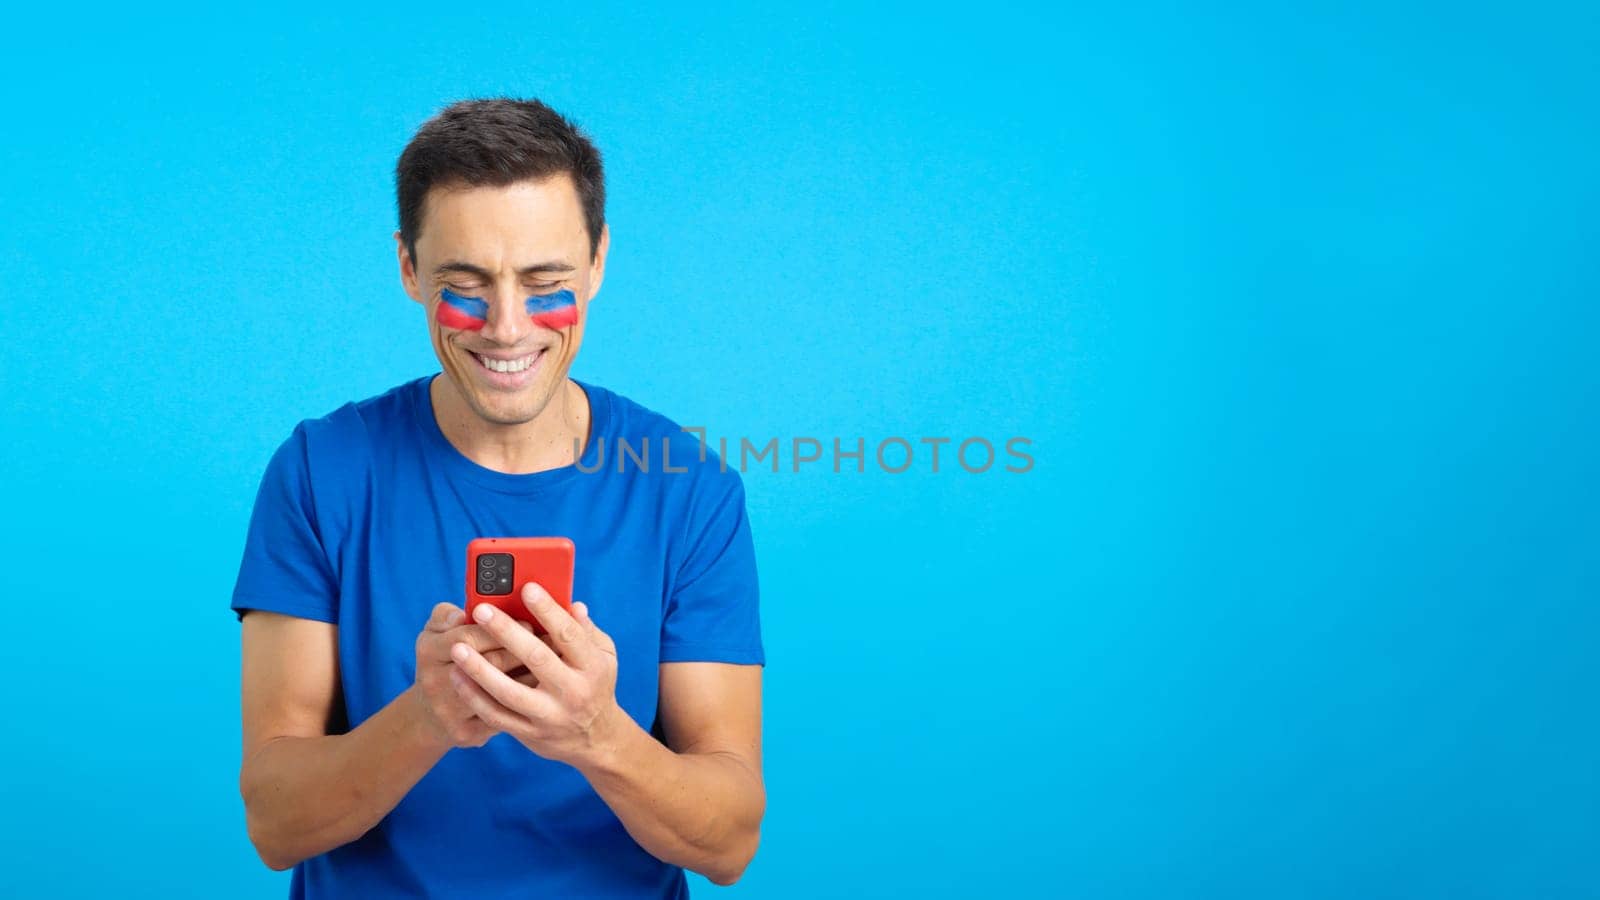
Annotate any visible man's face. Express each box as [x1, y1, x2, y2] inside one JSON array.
[[398, 175, 608, 427]]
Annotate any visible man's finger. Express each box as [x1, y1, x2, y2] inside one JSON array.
[[449, 667, 527, 735], [481, 648, 524, 672], [570, 601, 617, 656], [571, 601, 598, 635], [421, 624, 505, 662], [520, 582, 593, 667], [471, 602, 578, 695], [451, 642, 561, 721], [426, 602, 464, 633]]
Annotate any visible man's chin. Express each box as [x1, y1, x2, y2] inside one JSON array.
[[461, 387, 543, 426], [448, 371, 559, 426]]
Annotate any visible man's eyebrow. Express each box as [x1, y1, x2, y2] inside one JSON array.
[[519, 260, 577, 275], [433, 259, 577, 277]]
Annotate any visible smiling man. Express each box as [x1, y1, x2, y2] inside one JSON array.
[[231, 98, 765, 898]]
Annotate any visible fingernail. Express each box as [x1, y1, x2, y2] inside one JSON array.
[[474, 604, 494, 623], [451, 643, 469, 662]]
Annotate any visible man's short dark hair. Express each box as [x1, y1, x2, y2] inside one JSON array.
[[396, 98, 606, 262]]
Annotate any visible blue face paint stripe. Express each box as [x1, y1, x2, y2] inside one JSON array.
[[438, 287, 579, 331], [524, 290, 578, 314], [440, 288, 490, 319]]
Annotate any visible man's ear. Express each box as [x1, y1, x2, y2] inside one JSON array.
[[586, 223, 610, 303], [396, 231, 424, 305]]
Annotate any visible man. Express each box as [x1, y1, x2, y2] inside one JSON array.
[[232, 98, 765, 898]]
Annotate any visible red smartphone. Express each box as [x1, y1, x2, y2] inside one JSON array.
[[465, 537, 575, 635]]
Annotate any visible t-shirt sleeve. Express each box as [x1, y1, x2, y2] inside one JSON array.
[[230, 423, 340, 624], [660, 470, 764, 665]]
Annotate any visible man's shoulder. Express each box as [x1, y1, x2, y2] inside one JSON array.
[[272, 376, 424, 485], [294, 376, 421, 446], [254, 377, 427, 539]]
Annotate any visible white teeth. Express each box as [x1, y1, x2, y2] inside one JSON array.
[[475, 352, 538, 374]]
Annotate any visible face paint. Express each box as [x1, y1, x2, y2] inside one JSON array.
[[436, 288, 580, 331], [523, 289, 579, 330], [437, 288, 490, 330]]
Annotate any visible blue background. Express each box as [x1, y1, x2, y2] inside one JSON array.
[[2, 3, 1596, 897]]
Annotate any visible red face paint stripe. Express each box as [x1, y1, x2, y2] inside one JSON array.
[[436, 302, 487, 331], [435, 288, 579, 331], [530, 306, 581, 330]]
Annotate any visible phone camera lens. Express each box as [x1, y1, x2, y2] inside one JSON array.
[[474, 553, 513, 593]]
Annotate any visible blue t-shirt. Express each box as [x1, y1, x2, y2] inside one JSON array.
[[231, 374, 763, 899]]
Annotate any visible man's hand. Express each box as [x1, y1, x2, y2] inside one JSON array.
[[448, 583, 625, 766], [412, 602, 539, 749]]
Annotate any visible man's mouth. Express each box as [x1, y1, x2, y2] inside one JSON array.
[[467, 349, 549, 389], [472, 350, 543, 374]]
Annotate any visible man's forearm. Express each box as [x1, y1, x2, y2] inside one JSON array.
[[241, 687, 449, 870], [575, 715, 765, 885]]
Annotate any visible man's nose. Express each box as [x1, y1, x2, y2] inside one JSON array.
[[480, 290, 532, 345]]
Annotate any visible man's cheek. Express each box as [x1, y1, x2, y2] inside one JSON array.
[[438, 289, 489, 331], [437, 288, 581, 331], [526, 289, 579, 330]]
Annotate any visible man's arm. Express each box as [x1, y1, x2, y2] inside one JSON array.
[[448, 589, 765, 885], [579, 661, 764, 885], [239, 605, 524, 870]]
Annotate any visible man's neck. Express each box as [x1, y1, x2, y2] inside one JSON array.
[[429, 375, 592, 475]]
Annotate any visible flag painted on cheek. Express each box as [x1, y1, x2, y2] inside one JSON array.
[[524, 289, 580, 330], [436, 289, 490, 330], [435, 288, 580, 331]]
